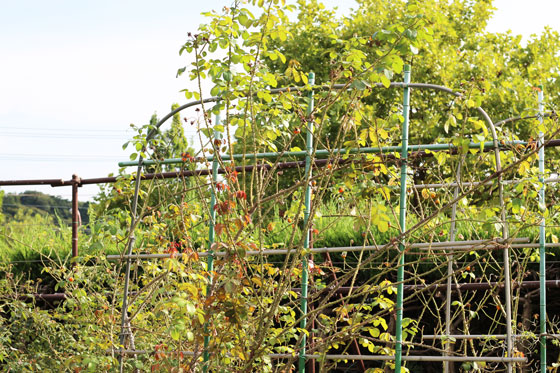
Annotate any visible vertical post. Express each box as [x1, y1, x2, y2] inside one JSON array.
[[299, 72, 315, 373], [307, 224, 316, 373], [444, 163, 461, 373], [538, 85, 546, 373], [71, 174, 80, 262], [500, 145, 513, 372], [395, 65, 411, 373], [203, 111, 221, 372], [119, 157, 144, 372]]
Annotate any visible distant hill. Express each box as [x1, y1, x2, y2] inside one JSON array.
[[2, 191, 90, 225]]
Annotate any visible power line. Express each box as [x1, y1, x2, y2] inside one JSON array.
[[0, 126, 199, 134], [0, 153, 122, 159], [0, 154, 122, 163], [2, 133, 126, 140], [0, 126, 131, 133]]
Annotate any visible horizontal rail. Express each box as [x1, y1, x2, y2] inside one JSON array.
[[0, 178, 76, 186], [415, 177, 560, 189], [118, 140, 527, 167], [106, 238, 529, 261], [109, 349, 196, 356], [420, 243, 560, 251], [35, 281, 560, 303], [28, 293, 67, 301], [110, 349, 526, 363], [298, 354, 526, 363], [0, 160, 311, 187], [423, 334, 560, 340], [326, 280, 560, 292], [3, 140, 560, 187]]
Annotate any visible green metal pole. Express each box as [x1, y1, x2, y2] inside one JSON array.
[[395, 65, 411, 373], [118, 141, 526, 167], [538, 86, 546, 373], [203, 112, 221, 372], [299, 72, 315, 373]]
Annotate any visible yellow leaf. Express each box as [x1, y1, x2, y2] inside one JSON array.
[[519, 160, 530, 175], [377, 220, 389, 233], [251, 277, 262, 287], [378, 128, 389, 140], [380, 75, 391, 88]]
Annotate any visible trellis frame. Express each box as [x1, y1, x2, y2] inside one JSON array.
[[109, 69, 551, 372]]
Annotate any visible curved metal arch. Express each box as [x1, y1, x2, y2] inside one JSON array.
[[146, 81, 504, 180], [149, 82, 501, 147]]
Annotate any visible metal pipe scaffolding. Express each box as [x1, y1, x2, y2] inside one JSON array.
[[394, 65, 411, 372], [423, 334, 560, 340], [105, 238, 531, 261], [111, 350, 526, 363], [538, 85, 547, 373], [5, 78, 547, 370], [298, 72, 315, 373]]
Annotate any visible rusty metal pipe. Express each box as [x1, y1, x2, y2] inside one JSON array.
[[2, 139, 560, 188], [314, 280, 560, 294], [71, 174, 80, 261]]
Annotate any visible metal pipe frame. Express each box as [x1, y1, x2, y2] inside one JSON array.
[[413, 176, 560, 190], [423, 334, 560, 340], [202, 113, 221, 372], [299, 72, 315, 373], [296, 355, 526, 363], [538, 86, 547, 373], [106, 238, 530, 261], [117, 147, 144, 372], [111, 72, 517, 371], [117, 140, 527, 168], [3, 141, 560, 189], [328, 280, 560, 293], [110, 349, 526, 363], [2, 78, 552, 369], [71, 174, 80, 261], [444, 159, 461, 373], [111, 70, 518, 372], [419, 242, 560, 251], [394, 66, 411, 372]]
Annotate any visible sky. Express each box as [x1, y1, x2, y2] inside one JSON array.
[[1, 0, 559, 202]]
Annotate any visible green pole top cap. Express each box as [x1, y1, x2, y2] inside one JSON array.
[[404, 64, 411, 72], [538, 84, 544, 90], [307, 72, 315, 85]]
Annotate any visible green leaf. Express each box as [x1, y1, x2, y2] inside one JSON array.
[[176, 67, 186, 78], [238, 13, 249, 27], [380, 75, 391, 88], [369, 327, 380, 338], [186, 302, 196, 315], [351, 80, 367, 90], [186, 331, 194, 341]]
